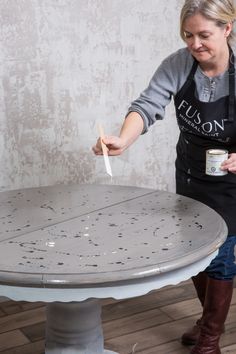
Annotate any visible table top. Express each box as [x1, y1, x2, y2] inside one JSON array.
[[0, 183, 227, 289]]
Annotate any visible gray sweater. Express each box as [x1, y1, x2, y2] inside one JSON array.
[[127, 47, 233, 133]]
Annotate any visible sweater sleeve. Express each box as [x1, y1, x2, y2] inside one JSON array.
[[127, 47, 193, 133]]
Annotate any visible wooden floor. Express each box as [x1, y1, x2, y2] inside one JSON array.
[[0, 280, 236, 353]]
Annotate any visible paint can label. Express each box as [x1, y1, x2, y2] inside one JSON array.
[[205, 149, 228, 176]]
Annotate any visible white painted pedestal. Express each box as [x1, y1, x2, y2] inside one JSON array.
[[45, 299, 117, 354]]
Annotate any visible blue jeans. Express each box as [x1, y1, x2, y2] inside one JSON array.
[[205, 235, 236, 280]]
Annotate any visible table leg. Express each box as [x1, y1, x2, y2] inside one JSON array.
[[45, 299, 118, 354]]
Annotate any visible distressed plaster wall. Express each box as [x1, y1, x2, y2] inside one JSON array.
[[0, 0, 184, 192]]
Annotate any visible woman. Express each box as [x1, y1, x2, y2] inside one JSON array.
[[93, 1, 236, 353]]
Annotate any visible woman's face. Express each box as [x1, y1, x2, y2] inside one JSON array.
[[183, 12, 232, 64]]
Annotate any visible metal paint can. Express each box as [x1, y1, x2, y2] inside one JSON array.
[[206, 149, 228, 176]]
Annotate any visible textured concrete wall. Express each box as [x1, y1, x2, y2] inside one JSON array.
[[0, 0, 184, 192]]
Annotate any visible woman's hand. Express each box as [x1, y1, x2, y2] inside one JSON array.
[[221, 153, 236, 174], [92, 136, 127, 156], [92, 112, 144, 157]]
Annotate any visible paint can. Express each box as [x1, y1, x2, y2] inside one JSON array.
[[206, 149, 228, 176]]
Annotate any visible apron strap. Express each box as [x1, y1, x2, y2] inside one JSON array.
[[228, 46, 235, 122], [174, 58, 198, 102], [187, 58, 198, 81]]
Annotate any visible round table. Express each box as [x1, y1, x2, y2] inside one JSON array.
[[0, 184, 227, 353]]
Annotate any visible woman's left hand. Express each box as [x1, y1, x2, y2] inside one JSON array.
[[221, 153, 236, 174]]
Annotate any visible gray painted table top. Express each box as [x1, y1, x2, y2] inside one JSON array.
[[0, 184, 227, 288]]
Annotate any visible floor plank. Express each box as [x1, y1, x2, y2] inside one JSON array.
[[0, 307, 46, 334], [0, 330, 29, 352], [0, 340, 45, 354]]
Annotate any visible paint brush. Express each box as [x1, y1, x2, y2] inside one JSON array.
[[98, 123, 113, 177]]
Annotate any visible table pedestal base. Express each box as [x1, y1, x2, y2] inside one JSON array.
[[45, 299, 117, 354]]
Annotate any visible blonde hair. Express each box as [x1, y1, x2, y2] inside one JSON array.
[[180, 0, 236, 42]]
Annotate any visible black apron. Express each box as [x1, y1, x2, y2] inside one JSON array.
[[174, 48, 236, 235]]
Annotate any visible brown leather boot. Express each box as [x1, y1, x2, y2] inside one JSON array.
[[190, 277, 233, 354], [181, 272, 208, 345]]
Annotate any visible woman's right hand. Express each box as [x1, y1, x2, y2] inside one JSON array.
[[92, 112, 144, 157], [92, 136, 127, 156]]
